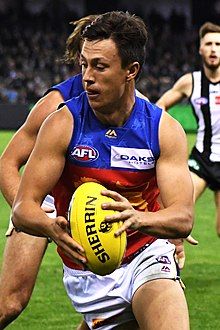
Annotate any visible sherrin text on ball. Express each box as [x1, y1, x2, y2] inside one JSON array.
[[68, 182, 127, 275]]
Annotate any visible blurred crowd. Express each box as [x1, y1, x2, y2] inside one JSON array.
[[0, 8, 201, 105]]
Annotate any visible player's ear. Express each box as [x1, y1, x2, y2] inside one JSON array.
[[199, 40, 203, 55], [126, 62, 140, 81]]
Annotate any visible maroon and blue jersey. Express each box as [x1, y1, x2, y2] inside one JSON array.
[[53, 91, 163, 269], [46, 74, 84, 101]]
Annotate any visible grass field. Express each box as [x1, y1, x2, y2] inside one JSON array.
[[0, 130, 220, 329]]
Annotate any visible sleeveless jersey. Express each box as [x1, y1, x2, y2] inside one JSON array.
[[190, 70, 220, 162], [46, 74, 84, 101], [53, 92, 162, 270]]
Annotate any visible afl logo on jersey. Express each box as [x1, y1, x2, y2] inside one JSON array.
[[71, 146, 99, 162], [195, 97, 208, 105]]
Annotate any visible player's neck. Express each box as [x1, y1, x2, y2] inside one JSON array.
[[203, 65, 220, 83], [93, 86, 136, 127]]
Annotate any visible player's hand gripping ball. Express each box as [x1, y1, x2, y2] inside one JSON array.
[[68, 182, 127, 275]]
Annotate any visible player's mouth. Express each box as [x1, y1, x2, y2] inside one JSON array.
[[209, 55, 217, 61], [86, 89, 100, 100]]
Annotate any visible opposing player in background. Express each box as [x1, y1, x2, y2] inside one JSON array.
[[0, 15, 97, 329], [13, 11, 194, 329], [157, 22, 220, 237]]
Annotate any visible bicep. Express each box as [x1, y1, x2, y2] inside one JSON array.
[[156, 113, 193, 208], [1, 91, 64, 168], [17, 107, 73, 204], [1, 128, 37, 168], [19, 143, 65, 204]]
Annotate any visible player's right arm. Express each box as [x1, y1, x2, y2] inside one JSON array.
[[156, 73, 192, 111], [0, 90, 64, 207], [12, 106, 86, 263]]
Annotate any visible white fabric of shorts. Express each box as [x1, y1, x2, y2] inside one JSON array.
[[63, 239, 179, 329], [5, 194, 56, 236]]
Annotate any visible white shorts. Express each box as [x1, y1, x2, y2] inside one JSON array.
[[63, 239, 180, 329], [6, 195, 56, 236]]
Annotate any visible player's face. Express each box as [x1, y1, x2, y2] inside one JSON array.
[[80, 38, 130, 114], [199, 32, 220, 70]]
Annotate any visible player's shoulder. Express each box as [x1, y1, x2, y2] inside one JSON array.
[[135, 95, 163, 124], [160, 109, 186, 138], [62, 91, 88, 115], [173, 72, 193, 97], [136, 94, 161, 111], [175, 72, 192, 86]]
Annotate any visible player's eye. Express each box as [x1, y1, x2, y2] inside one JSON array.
[[96, 64, 105, 71]]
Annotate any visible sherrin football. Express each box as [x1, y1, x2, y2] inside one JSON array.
[[68, 182, 127, 275]]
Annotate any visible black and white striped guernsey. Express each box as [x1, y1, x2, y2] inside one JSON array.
[[190, 70, 220, 162]]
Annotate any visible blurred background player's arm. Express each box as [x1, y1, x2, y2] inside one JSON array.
[[0, 90, 63, 207], [156, 73, 192, 111]]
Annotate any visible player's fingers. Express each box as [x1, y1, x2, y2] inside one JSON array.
[[114, 218, 135, 236], [102, 201, 131, 212], [58, 246, 87, 265], [178, 257, 185, 270], [101, 189, 127, 202], [53, 217, 85, 255], [55, 231, 86, 262], [175, 251, 185, 270], [56, 216, 69, 230], [105, 209, 134, 223], [186, 234, 198, 245]]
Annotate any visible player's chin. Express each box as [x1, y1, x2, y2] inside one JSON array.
[[205, 61, 220, 70], [88, 101, 106, 113]]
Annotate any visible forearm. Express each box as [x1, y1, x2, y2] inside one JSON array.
[[0, 161, 21, 207], [12, 200, 54, 238], [139, 205, 193, 239], [12, 199, 85, 263]]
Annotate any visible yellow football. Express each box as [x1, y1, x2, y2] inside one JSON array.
[[68, 182, 127, 275]]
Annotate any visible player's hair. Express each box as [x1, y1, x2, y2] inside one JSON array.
[[63, 14, 98, 64], [199, 22, 220, 39], [82, 11, 148, 78]]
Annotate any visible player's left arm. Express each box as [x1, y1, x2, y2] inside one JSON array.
[[103, 111, 194, 238], [151, 111, 194, 237]]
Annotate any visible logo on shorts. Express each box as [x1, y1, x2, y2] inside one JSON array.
[[156, 256, 171, 264], [92, 315, 118, 329], [92, 318, 105, 329], [161, 266, 170, 273], [71, 145, 99, 162]]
